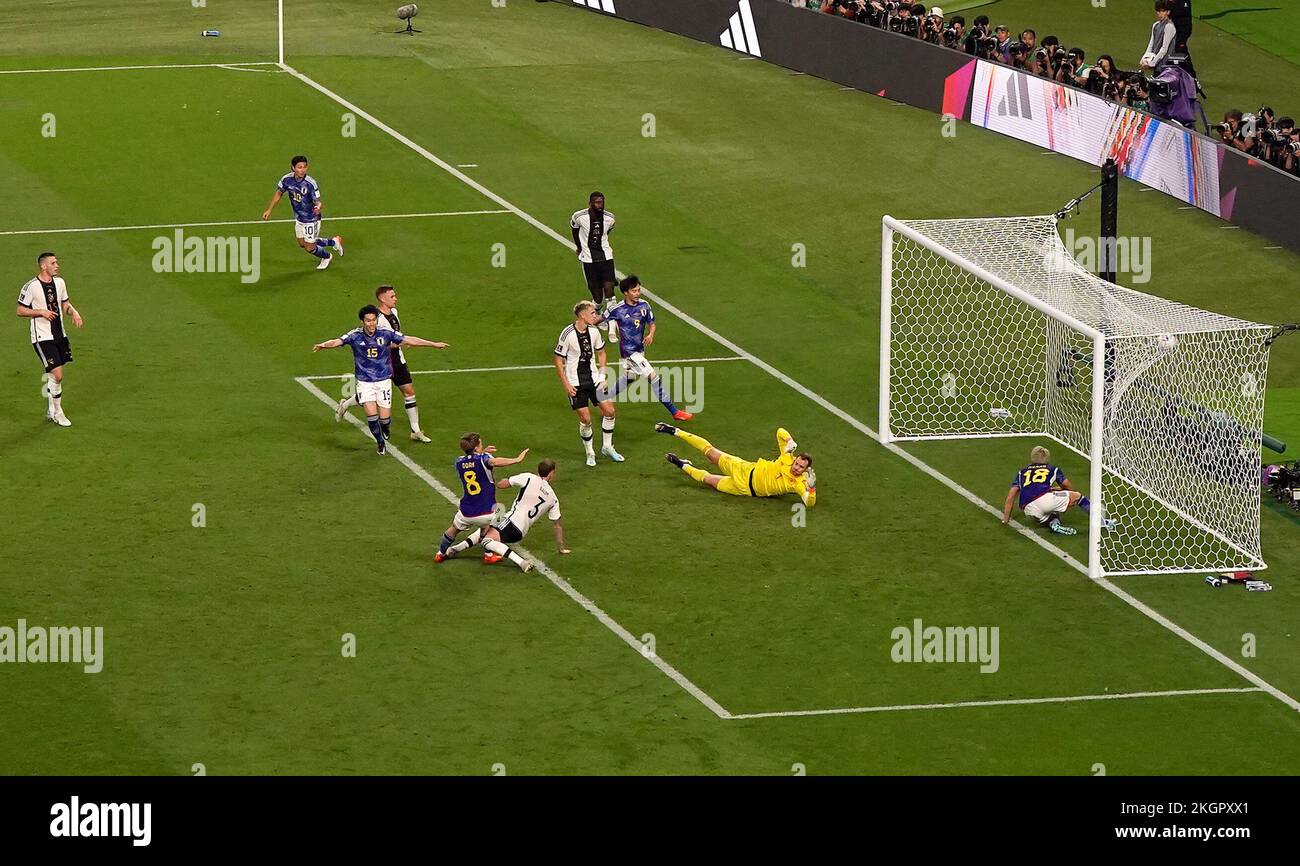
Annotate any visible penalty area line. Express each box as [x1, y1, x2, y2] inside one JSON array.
[[294, 376, 733, 721], [729, 687, 1265, 720], [0, 209, 513, 237], [297, 356, 746, 381]]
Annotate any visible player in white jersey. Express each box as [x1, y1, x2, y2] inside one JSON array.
[[334, 284, 431, 442], [554, 301, 623, 467], [440, 458, 570, 571], [16, 252, 84, 427], [570, 191, 617, 331]]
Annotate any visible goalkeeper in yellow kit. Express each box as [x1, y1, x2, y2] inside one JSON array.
[[656, 422, 816, 506]]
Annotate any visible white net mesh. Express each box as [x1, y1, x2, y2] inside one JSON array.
[[884, 215, 1271, 575]]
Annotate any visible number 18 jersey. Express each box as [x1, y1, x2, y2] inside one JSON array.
[[455, 452, 497, 517]]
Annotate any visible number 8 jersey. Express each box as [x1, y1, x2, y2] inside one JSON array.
[[495, 473, 561, 537], [455, 451, 497, 518]]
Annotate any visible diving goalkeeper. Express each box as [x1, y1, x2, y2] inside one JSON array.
[[656, 422, 816, 506]]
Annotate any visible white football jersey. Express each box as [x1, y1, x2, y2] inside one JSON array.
[[496, 473, 561, 537], [17, 276, 69, 343], [554, 323, 605, 388], [570, 208, 615, 264]]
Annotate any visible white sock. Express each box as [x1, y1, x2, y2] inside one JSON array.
[[484, 538, 527, 570], [448, 529, 482, 554], [602, 416, 615, 450], [405, 398, 420, 432], [579, 422, 595, 457], [339, 392, 360, 409], [47, 380, 62, 415]]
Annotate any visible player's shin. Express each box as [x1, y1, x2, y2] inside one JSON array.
[[484, 537, 528, 571], [365, 414, 384, 447], [447, 529, 482, 555], [438, 531, 458, 554], [651, 376, 680, 416], [47, 379, 62, 414], [404, 397, 420, 432], [674, 429, 713, 454], [309, 246, 330, 259], [601, 415, 615, 449], [579, 422, 595, 457], [1077, 495, 1092, 514], [683, 464, 711, 484]]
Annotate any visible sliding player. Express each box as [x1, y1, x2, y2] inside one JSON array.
[[16, 251, 83, 427], [335, 285, 431, 442], [312, 305, 448, 455], [261, 155, 343, 270], [439, 458, 570, 571], [435, 433, 530, 562], [1000, 445, 1113, 534], [602, 275, 693, 421], [657, 423, 816, 506], [554, 301, 623, 467]]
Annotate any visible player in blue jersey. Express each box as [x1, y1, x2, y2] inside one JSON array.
[[434, 432, 531, 563], [1001, 445, 1114, 534], [261, 155, 344, 270], [312, 305, 448, 455], [599, 275, 693, 421]]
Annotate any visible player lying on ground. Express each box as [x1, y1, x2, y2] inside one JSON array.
[[597, 275, 693, 421], [438, 458, 570, 571], [260, 155, 343, 270], [435, 432, 531, 562], [554, 300, 623, 467], [335, 285, 431, 442], [312, 305, 448, 455], [657, 424, 816, 506], [1001, 445, 1114, 535], [16, 251, 83, 428]]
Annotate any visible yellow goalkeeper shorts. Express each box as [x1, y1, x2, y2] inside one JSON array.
[[715, 453, 755, 497]]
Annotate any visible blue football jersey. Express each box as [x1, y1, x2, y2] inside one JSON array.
[[277, 173, 321, 223], [607, 299, 654, 355], [1012, 463, 1066, 510], [454, 452, 497, 517], [340, 328, 403, 382]]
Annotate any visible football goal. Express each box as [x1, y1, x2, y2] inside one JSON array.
[[879, 215, 1274, 578]]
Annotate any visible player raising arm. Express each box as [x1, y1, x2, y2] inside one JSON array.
[[657, 423, 816, 506], [440, 458, 570, 571], [435, 432, 530, 562], [312, 304, 448, 455], [261, 155, 343, 270], [1001, 445, 1113, 535]]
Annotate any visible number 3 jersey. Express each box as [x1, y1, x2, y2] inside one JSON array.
[[455, 451, 497, 517], [1012, 463, 1066, 510], [495, 473, 561, 535]]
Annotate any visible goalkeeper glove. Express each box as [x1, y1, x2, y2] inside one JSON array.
[[803, 468, 816, 490]]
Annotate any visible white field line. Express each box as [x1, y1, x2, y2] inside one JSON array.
[[299, 356, 746, 381], [729, 687, 1264, 720], [295, 376, 732, 720], [280, 63, 1300, 715], [0, 209, 511, 238], [0, 61, 280, 75]]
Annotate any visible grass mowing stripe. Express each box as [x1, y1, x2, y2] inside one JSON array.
[[295, 376, 734, 721], [278, 60, 1300, 717]]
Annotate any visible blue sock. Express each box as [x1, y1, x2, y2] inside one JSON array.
[[366, 415, 384, 447], [1078, 496, 1092, 514], [438, 532, 456, 554], [317, 237, 335, 248], [310, 246, 331, 259], [381, 417, 392, 437], [609, 375, 629, 398], [652, 377, 680, 415]]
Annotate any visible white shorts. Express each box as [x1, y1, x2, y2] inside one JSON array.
[[1024, 490, 1071, 523], [622, 351, 656, 379], [453, 510, 496, 531], [294, 220, 321, 243], [356, 378, 392, 409]]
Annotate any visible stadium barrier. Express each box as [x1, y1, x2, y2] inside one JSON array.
[[563, 0, 1300, 256]]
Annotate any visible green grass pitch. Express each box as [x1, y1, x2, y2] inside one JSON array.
[[2, 0, 1299, 775]]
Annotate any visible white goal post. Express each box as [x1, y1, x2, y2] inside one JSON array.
[[879, 215, 1273, 578]]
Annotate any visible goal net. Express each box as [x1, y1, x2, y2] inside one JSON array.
[[880, 215, 1273, 577]]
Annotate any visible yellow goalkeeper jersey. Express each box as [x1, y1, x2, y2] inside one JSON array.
[[749, 429, 816, 506]]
